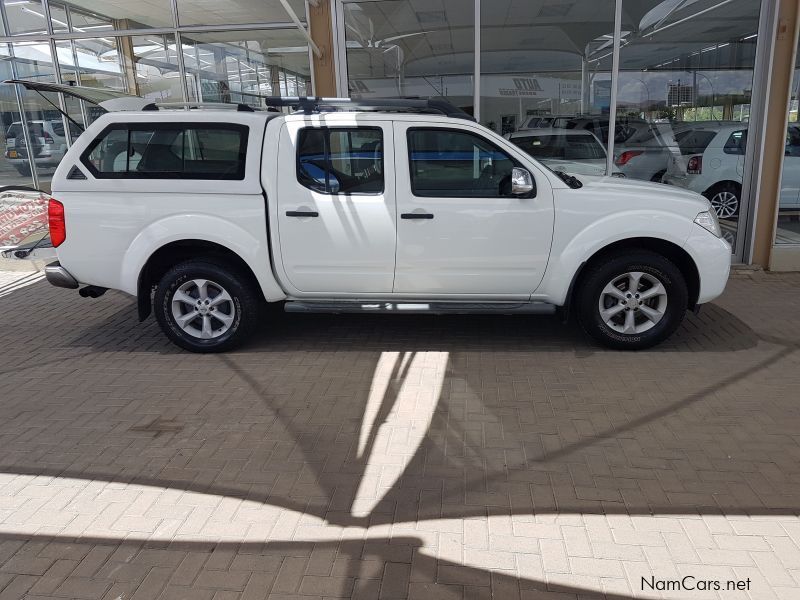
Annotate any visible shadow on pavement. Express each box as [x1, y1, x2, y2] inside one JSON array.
[[0, 279, 796, 597]]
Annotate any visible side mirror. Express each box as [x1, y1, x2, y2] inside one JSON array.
[[511, 167, 534, 196]]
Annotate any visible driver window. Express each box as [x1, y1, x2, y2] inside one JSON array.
[[407, 128, 517, 198], [296, 127, 384, 195]]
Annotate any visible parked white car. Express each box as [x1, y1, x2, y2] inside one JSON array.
[[507, 129, 622, 177], [7, 81, 731, 353], [661, 122, 800, 218]]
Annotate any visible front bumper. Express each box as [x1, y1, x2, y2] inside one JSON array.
[[684, 227, 731, 304], [45, 261, 79, 289]]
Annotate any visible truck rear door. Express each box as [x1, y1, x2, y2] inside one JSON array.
[[274, 118, 397, 295]]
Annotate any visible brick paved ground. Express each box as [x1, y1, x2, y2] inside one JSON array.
[[0, 268, 799, 599]]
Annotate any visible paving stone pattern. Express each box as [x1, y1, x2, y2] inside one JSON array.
[[0, 271, 799, 599]]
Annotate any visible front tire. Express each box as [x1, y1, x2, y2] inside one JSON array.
[[576, 251, 688, 350], [154, 260, 260, 353]]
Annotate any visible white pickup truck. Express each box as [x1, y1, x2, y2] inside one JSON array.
[[6, 82, 731, 353]]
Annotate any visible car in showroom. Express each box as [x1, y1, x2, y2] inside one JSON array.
[[507, 129, 622, 177], [664, 122, 800, 217], [4, 119, 80, 175], [613, 122, 696, 183], [516, 114, 575, 131], [5, 80, 732, 354]]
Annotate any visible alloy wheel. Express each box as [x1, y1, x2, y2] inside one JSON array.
[[598, 271, 668, 334], [710, 190, 739, 218], [170, 278, 236, 339]]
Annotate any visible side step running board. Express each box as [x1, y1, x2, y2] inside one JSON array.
[[284, 301, 556, 315]]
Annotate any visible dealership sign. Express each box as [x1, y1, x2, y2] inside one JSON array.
[[350, 75, 584, 101]]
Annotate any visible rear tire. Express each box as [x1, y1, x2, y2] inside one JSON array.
[[154, 260, 260, 353], [576, 250, 688, 350], [705, 182, 740, 218]]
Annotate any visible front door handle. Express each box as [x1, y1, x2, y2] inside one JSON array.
[[286, 210, 319, 218], [401, 212, 434, 219]]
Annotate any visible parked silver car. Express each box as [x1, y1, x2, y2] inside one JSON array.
[[4, 119, 80, 175]]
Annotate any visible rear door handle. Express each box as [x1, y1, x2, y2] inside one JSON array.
[[286, 210, 319, 218], [401, 212, 434, 219]]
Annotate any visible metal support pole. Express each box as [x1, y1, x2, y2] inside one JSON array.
[[605, 0, 622, 176], [174, 31, 192, 102], [581, 56, 588, 114], [473, 0, 480, 122]]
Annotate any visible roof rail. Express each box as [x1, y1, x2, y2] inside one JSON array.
[[150, 101, 258, 112], [262, 96, 476, 121]]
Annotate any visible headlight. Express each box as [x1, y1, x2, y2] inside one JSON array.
[[694, 211, 722, 238]]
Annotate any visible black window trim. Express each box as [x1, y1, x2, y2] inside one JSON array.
[[80, 122, 249, 180], [295, 125, 385, 196], [722, 129, 748, 156], [406, 126, 532, 199]]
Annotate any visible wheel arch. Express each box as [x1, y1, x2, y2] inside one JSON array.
[[703, 179, 741, 197], [136, 240, 266, 322], [564, 237, 700, 320]]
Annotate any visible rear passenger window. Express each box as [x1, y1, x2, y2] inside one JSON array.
[[297, 127, 383, 194], [82, 123, 248, 180], [723, 130, 747, 155]]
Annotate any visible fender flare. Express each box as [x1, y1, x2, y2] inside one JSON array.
[[120, 215, 286, 314], [537, 211, 694, 307]]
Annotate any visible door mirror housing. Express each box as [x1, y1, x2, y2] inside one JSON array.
[[511, 167, 535, 196]]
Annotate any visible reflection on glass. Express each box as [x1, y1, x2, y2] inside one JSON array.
[[2, 0, 52, 35], [776, 40, 800, 245], [180, 30, 311, 107], [1, 44, 34, 188], [508, 130, 613, 178], [479, 0, 616, 181], [615, 0, 762, 250], [343, 0, 475, 114], [59, 0, 169, 30], [0, 41, 64, 191], [176, 0, 305, 27]]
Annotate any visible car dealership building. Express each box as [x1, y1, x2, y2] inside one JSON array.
[[1, 0, 799, 269]]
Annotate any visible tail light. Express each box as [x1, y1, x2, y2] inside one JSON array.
[[687, 155, 702, 174], [48, 198, 66, 247], [615, 150, 642, 166], [43, 133, 54, 144]]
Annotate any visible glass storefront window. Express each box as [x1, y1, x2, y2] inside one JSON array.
[[180, 30, 311, 107], [0, 40, 64, 191], [1, 0, 171, 34], [775, 40, 800, 245], [479, 0, 616, 177], [342, 0, 475, 115], [614, 0, 762, 250], [1, 0, 53, 36], [176, 0, 305, 27], [0, 43, 32, 188], [58, 0, 172, 30]]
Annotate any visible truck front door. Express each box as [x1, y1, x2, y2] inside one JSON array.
[[392, 122, 554, 297]]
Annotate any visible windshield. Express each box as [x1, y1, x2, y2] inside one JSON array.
[[510, 134, 605, 161]]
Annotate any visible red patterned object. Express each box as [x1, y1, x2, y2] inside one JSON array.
[[0, 189, 49, 247]]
